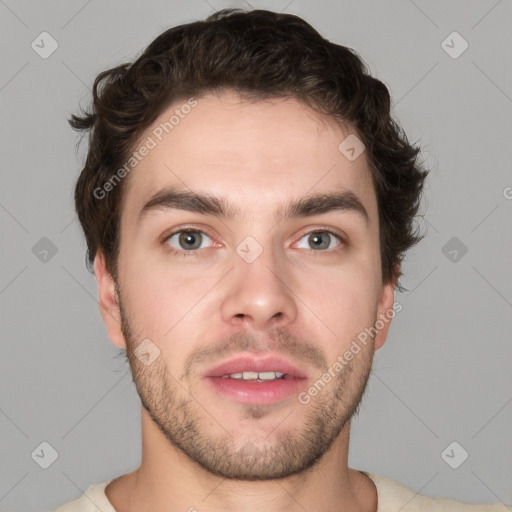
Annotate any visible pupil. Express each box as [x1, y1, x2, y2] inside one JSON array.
[[310, 232, 329, 250], [180, 231, 201, 250]]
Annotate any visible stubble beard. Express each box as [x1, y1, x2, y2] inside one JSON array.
[[116, 285, 375, 481]]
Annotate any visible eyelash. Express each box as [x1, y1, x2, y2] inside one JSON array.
[[161, 226, 346, 258]]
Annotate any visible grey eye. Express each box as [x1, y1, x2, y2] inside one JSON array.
[[295, 231, 342, 251], [166, 230, 213, 251]]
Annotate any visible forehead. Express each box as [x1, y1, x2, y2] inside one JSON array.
[[121, 90, 376, 224]]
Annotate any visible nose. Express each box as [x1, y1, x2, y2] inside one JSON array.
[[220, 245, 298, 332]]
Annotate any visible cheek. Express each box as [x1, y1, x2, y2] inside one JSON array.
[[121, 257, 211, 338], [297, 263, 379, 343], [120, 269, 204, 376]]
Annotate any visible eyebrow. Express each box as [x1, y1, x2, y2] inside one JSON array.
[[138, 186, 369, 225]]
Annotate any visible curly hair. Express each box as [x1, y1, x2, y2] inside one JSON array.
[[69, 8, 429, 290]]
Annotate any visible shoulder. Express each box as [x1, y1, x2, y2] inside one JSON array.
[[363, 472, 511, 512], [52, 478, 117, 512]]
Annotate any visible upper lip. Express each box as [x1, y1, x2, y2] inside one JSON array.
[[204, 354, 308, 379]]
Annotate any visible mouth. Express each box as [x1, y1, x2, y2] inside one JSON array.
[[219, 370, 289, 382], [203, 354, 308, 405]]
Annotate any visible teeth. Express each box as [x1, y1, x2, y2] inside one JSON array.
[[258, 371, 281, 380], [221, 371, 285, 380]]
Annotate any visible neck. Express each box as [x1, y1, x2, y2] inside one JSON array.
[[105, 408, 377, 512]]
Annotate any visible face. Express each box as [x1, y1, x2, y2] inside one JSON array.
[[96, 90, 395, 480]]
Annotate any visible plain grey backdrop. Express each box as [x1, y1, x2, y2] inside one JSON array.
[[1, 0, 511, 510]]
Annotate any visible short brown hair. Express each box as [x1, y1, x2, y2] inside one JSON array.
[[69, 8, 429, 289]]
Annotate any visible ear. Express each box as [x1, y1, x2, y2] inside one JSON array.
[[94, 250, 126, 349], [373, 265, 399, 351]]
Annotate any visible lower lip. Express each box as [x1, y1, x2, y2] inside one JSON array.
[[205, 376, 307, 405]]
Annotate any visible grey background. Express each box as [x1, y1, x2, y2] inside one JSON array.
[[1, 0, 511, 510]]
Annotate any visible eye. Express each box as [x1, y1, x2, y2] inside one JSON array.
[[295, 230, 343, 251], [164, 229, 214, 255], [162, 227, 344, 257]]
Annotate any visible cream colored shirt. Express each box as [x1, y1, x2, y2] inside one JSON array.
[[52, 471, 510, 511]]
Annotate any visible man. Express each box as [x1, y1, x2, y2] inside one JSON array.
[[54, 8, 509, 512]]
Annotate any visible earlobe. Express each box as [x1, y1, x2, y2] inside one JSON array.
[[94, 251, 126, 349]]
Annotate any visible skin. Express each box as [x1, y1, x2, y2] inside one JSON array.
[[95, 90, 396, 512]]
